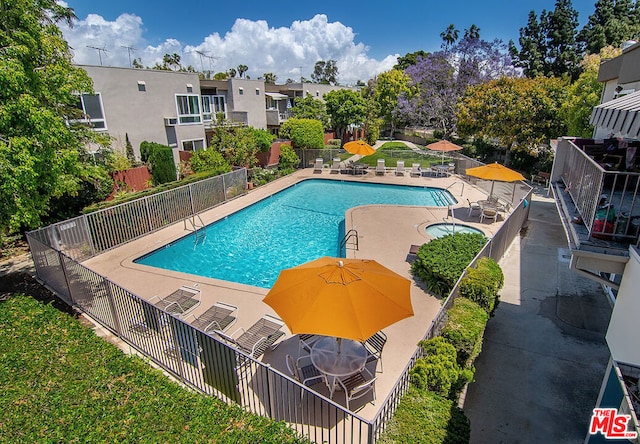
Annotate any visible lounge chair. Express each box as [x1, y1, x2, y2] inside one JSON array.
[[216, 314, 285, 359], [186, 301, 238, 333], [330, 158, 341, 174], [364, 331, 387, 373], [337, 367, 377, 411], [313, 158, 324, 173], [375, 159, 386, 175], [150, 285, 201, 317], [410, 163, 421, 177], [395, 161, 405, 176]]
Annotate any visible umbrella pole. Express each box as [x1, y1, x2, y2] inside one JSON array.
[[337, 337, 342, 354]]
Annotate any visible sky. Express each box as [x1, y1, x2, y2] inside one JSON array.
[[60, 0, 597, 85]]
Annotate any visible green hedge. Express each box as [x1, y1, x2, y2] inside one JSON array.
[[441, 298, 489, 367], [279, 118, 325, 149], [410, 337, 460, 396], [459, 257, 504, 314], [148, 145, 176, 185], [411, 233, 487, 296]]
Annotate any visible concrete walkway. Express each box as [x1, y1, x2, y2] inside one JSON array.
[[462, 187, 612, 443]]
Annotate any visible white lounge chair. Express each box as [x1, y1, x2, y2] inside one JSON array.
[[313, 158, 324, 173], [410, 163, 421, 177], [395, 161, 405, 176], [330, 158, 341, 174], [375, 159, 385, 175]]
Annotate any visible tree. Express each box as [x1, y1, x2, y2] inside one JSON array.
[[262, 72, 277, 84], [578, 0, 640, 54], [397, 37, 515, 138], [464, 24, 481, 40], [0, 0, 108, 234], [208, 125, 272, 168], [311, 60, 338, 85], [394, 50, 429, 71], [371, 69, 411, 136], [237, 64, 248, 78], [213, 72, 228, 80], [457, 77, 567, 165], [132, 58, 143, 69], [162, 53, 182, 70], [510, 0, 582, 79], [561, 47, 620, 137], [290, 95, 329, 128], [189, 149, 231, 174], [509, 10, 548, 78], [324, 89, 368, 141], [227, 68, 237, 78], [440, 24, 460, 52]]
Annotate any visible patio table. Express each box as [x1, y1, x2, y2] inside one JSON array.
[[310, 336, 367, 399]]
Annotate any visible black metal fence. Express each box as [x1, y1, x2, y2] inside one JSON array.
[[26, 169, 532, 444]]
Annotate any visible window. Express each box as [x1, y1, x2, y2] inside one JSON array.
[[182, 139, 205, 152], [75, 93, 107, 130], [239, 87, 244, 95], [137, 81, 146, 92], [186, 83, 193, 93], [316, 91, 319, 97], [175, 94, 201, 124], [256, 88, 260, 95], [201, 95, 227, 121]]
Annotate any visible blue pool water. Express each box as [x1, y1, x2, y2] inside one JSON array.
[[425, 223, 485, 238], [135, 180, 455, 288]]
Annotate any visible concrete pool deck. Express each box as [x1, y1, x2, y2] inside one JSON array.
[[83, 166, 505, 419]]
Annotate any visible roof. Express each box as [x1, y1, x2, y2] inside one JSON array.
[[265, 92, 288, 100], [590, 89, 640, 139]]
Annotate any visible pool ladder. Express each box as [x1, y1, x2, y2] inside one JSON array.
[[340, 229, 359, 254], [184, 214, 206, 246]]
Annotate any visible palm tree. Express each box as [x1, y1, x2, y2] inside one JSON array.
[[237, 64, 248, 78], [440, 24, 459, 52], [464, 24, 480, 40]]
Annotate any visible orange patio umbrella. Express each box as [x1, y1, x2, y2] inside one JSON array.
[[263, 257, 413, 342], [465, 162, 526, 197], [427, 140, 463, 164], [343, 140, 376, 156]]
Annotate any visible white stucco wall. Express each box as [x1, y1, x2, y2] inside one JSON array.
[[606, 246, 640, 366]]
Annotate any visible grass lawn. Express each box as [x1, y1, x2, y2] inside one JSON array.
[[352, 142, 449, 168], [0, 294, 308, 443]]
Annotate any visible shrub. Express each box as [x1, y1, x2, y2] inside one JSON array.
[[411, 337, 459, 396], [327, 138, 341, 147], [459, 257, 504, 314], [441, 298, 488, 367], [148, 145, 176, 185], [278, 143, 300, 170], [251, 167, 276, 186], [190, 149, 231, 174], [279, 118, 325, 149], [411, 233, 486, 296]]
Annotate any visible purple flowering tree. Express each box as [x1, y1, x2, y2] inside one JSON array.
[[397, 36, 516, 138]]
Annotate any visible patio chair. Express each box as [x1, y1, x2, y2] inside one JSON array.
[[186, 301, 238, 334], [480, 208, 498, 223], [447, 162, 456, 175], [150, 285, 201, 317], [216, 314, 285, 359], [467, 199, 481, 217], [298, 333, 322, 356], [410, 163, 421, 177], [337, 367, 377, 411], [330, 158, 341, 174], [286, 354, 327, 398], [395, 160, 405, 176], [364, 331, 387, 373], [375, 159, 386, 175], [313, 158, 324, 173]]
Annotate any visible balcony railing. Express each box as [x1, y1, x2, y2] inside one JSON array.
[[553, 138, 640, 250]]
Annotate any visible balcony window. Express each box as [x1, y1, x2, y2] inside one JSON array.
[[201, 95, 226, 121], [75, 93, 107, 130], [176, 94, 201, 124], [182, 138, 205, 151]]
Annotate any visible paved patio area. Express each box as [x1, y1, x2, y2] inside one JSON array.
[[83, 165, 505, 419]]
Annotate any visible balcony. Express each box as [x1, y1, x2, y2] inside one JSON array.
[[266, 109, 291, 126], [550, 138, 640, 288]]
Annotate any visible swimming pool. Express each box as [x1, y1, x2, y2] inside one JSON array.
[[135, 179, 455, 288], [425, 223, 485, 238]]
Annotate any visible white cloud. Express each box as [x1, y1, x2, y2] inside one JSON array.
[[62, 13, 397, 84]]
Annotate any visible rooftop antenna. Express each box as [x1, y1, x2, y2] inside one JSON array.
[[299, 66, 303, 83], [121, 45, 137, 67], [189, 50, 218, 73], [87, 45, 108, 66]]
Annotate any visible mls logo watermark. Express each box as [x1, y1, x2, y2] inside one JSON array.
[[589, 408, 638, 439]]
